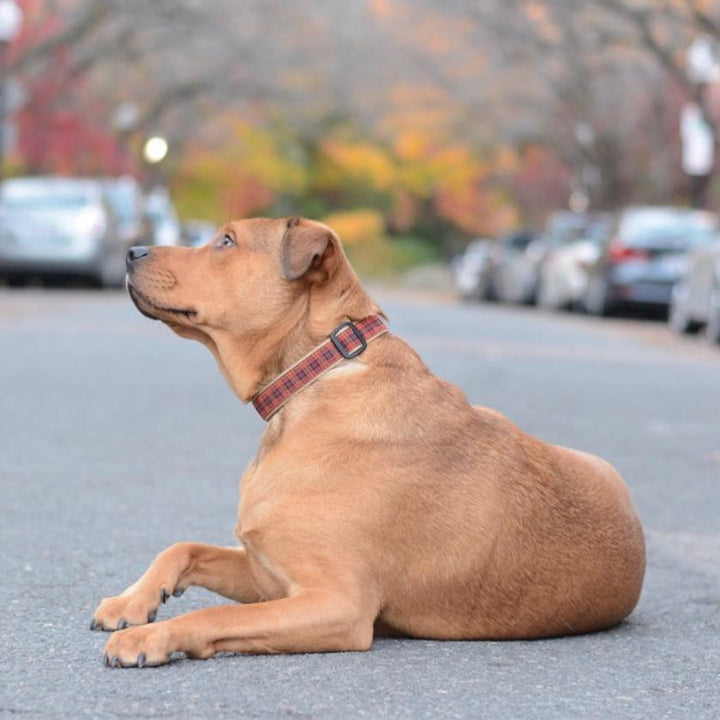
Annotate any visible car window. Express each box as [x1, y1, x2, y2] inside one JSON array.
[[619, 210, 716, 250], [505, 233, 533, 250], [1, 187, 96, 210]]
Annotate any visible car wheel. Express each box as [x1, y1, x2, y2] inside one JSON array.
[[706, 288, 720, 345], [669, 283, 701, 334], [6, 274, 28, 288], [585, 276, 613, 317]]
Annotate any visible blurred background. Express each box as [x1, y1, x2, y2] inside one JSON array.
[[2, 3, 720, 716], [0, 0, 719, 336]]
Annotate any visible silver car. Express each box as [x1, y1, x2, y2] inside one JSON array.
[[454, 238, 494, 301], [0, 177, 125, 287], [537, 216, 612, 311], [102, 176, 148, 249]]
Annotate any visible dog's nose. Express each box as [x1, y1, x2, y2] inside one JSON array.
[[127, 246, 150, 265]]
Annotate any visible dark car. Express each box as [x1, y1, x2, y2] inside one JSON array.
[[669, 237, 720, 343], [583, 206, 717, 316]]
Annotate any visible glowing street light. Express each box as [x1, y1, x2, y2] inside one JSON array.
[[143, 136, 168, 164]]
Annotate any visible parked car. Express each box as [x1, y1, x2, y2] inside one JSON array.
[[489, 230, 536, 303], [537, 215, 613, 311], [454, 238, 494, 301], [102, 176, 148, 248], [143, 188, 181, 246], [496, 212, 596, 305], [669, 236, 720, 343], [0, 176, 124, 287], [584, 206, 717, 316], [181, 220, 216, 247]]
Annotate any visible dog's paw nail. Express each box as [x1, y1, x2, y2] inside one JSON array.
[[117, 619, 128, 630], [103, 654, 110, 667], [147, 610, 157, 623], [172, 586, 185, 598], [160, 588, 169, 603], [111, 656, 121, 668], [137, 653, 147, 669], [90, 619, 99, 631]]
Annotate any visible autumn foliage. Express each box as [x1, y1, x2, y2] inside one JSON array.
[[171, 117, 549, 252]]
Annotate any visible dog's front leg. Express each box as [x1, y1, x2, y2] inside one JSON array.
[[102, 589, 375, 667], [91, 542, 261, 631]]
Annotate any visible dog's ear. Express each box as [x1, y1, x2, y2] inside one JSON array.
[[280, 218, 339, 283]]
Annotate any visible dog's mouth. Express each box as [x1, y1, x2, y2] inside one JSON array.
[[126, 279, 197, 322]]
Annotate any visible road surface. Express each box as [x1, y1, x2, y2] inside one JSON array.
[[1, 288, 719, 719]]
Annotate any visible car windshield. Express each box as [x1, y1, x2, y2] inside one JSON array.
[[620, 210, 716, 250], [544, 213, 590, 246], [1, 184, 96, 211]]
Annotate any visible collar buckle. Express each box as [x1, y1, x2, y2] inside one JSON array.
[[329, 321, 367, 359]]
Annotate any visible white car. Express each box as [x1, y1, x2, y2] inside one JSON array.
[[0, 176, 124, 287], [537, 216, 612, 311], [454, 239, 494, 301], [538, 240, 601, 310]]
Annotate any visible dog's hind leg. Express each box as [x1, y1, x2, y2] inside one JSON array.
[[102, 588, 376, 667], [90, 542, 261, 631]]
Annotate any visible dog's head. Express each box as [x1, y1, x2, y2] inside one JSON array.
[[126, 217, 380, 399]]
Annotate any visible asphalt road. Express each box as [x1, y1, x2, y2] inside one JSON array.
[[1, 287, 719, 720]]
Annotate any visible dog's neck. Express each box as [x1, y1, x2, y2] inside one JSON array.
[[208, 277, 381, 403]]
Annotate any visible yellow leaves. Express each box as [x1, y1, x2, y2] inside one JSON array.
[[232, 123, 307, 195], [172, 114, 526, 244], [494, 145, 520, 175], [318, 140, 396, 192], [322, 208, 385, 246], [394, 130, 427, 162], [173, 119, 307, 221]]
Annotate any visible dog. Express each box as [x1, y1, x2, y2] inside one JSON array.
[[91, 217, 645, 668]]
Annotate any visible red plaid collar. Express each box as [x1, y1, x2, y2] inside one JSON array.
[[252, 315, 388, 421]]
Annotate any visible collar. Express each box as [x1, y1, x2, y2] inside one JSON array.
[[251, 315, 388, 421]]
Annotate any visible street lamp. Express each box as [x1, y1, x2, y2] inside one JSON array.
[[142, 135, 169, 191], [0, 0, 22, 189], [143, 136, 168, 165]]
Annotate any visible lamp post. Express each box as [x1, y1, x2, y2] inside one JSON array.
[[0, 0, 23, 190], [112, 102, 139, 174], [684, 36, 719, 208]]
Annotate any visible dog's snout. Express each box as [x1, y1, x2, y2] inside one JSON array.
[[127, 246, 151, 264]]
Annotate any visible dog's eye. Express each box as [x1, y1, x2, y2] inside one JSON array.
[[220, 234, 235, 248]]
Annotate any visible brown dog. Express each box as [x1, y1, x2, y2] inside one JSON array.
[[91, 217, 645, 668]]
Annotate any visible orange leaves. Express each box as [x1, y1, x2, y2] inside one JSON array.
[[316, 140, 396, 193], [173, 119, 307, 221], [322, 209, 385, 247], [171, 113, 543, 242]]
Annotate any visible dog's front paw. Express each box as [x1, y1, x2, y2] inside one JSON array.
[[90, 584, 183, 632], [103, 623, 173, 668]]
